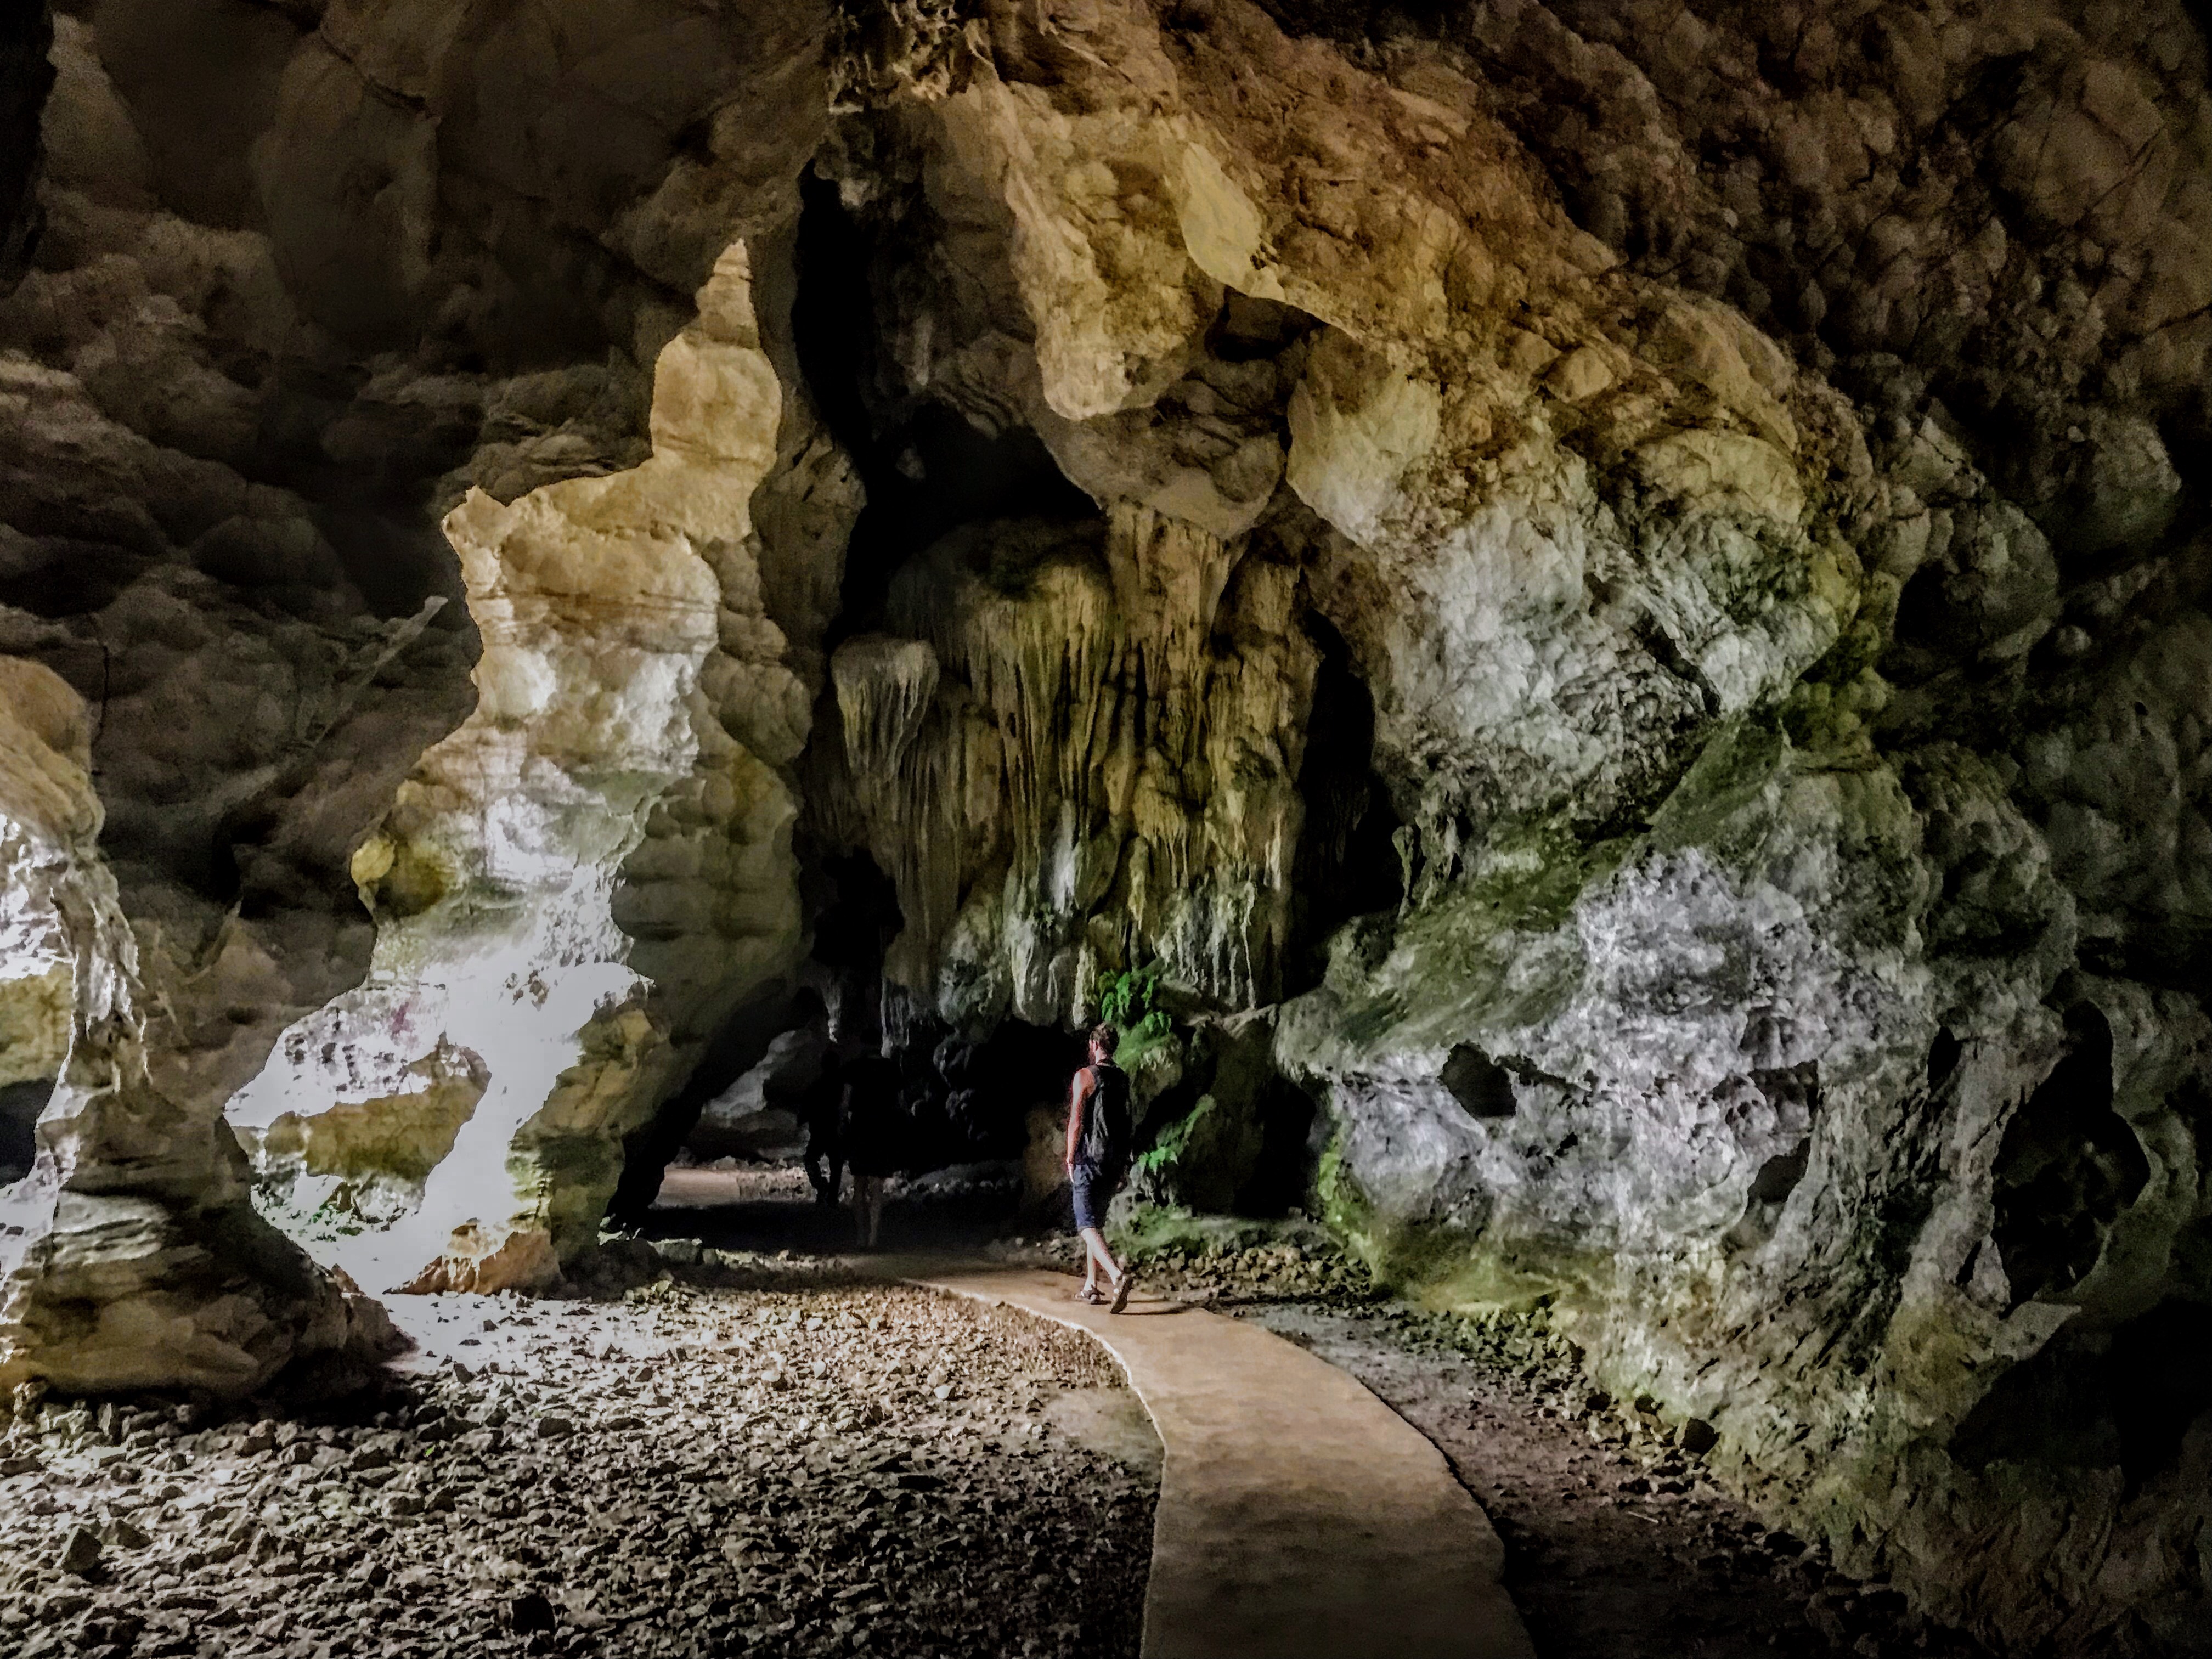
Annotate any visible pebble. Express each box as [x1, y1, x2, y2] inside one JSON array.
[[0, 1273, 1155, 1659]]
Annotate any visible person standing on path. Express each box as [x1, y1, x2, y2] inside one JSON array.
[[1064, 1023, 1137, 1312], [800, 1049, 846, 1207], [841, 1049, 906, 1249]]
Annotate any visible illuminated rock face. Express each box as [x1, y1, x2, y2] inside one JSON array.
[[0, 658, 397, 1396], [0, 0, 2210, 1646], [0, 2, 840, 1363], [228, 246, 812, 1295], [790, 6, 2212, 1649]]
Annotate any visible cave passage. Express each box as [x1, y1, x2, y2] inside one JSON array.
[[648, 1000, 1084, 1260]]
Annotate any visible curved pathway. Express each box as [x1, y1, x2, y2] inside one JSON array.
[[908, 1263, 1537, 1659]]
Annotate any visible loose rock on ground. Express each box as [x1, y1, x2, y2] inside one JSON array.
[[0, 1267, 1156, 1659]]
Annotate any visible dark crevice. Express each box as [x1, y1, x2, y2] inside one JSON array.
[[1726, 1068, 1822, 1254], [791, 168, 1095, 647], [1954, 1294, 2212, 1497], [1284, 611, 1402, 995], [1748, 1141, 1812, 1206], [0, 1076, 48, 1184], [1927, 1029, 1964, 1092], [1441, 1045, 1518, 1120], [1237, 1076, 1319, 1217], [0, 0, 53, 288], [811, 851, 905, 977], [1624, 599, 1720, 719], [1204, 290, 1322, 362], [1991, 1004, 2148, 1309]]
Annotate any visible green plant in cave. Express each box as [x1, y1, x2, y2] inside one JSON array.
[[1099, 963, 1171, 1059]]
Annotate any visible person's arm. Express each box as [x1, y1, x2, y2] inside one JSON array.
[[1064, 1067, 1093, 1174]]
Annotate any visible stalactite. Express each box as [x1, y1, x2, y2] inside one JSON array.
[[832, 634, 941, 797], [834, 501, 1313, 1023]]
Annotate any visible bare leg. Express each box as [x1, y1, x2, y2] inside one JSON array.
[[1080, 1226, 1124, 1289]]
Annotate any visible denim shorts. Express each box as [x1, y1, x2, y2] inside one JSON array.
[[1070, 1164, 1112, 1231]]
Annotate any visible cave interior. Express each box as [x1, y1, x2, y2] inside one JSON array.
[[2, 0, 2212, 1655]]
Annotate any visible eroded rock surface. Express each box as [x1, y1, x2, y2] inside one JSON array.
[[226, 244, 817, 1298], [1, 0, 2209, 1648], [0, 1, 847, 1365]]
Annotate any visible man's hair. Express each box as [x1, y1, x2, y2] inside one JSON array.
[[1088, 1021, 1120, 1054]]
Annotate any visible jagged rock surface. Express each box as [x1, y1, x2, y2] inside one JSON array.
[[0, 659, 397, 1396], [0, 3, 843, 1373], [227, 245, 820, 1297], [799, 2, 2212, 1650], [0, 0, 2208, 1649]]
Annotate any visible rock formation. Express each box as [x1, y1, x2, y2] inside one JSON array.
[[1, 0, 2209, 1649], [0, 1, 843, 1356], [227, 242, 819, 1297]]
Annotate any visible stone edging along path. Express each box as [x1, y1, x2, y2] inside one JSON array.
[[902, 1263, 1538, 1659]]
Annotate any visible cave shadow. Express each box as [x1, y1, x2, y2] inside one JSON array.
[[0, 1076, 47, 1184], [1282, 611, 1404, 1001], [635, 1173, 1032, 1260], [791, 167, 1098, 646]]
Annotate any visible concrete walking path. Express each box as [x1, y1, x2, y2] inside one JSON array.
[[906, 1263, 1537, 1659]]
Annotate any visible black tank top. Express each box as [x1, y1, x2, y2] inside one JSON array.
[[1075, 1063, 1131, 1171]]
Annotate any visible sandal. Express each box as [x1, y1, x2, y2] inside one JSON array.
[[1109, 1272, 1135, 1314], [1075, 1285, 1106, 1305]]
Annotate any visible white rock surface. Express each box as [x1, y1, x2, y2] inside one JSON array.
[[228, 246, 813, 1297]]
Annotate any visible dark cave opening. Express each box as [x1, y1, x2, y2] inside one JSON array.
[[1283, 612, 1403, 996], [1990, 1004, 2148, 1308], [612, 852, 913, 1223], [791, 168, 1097, 646], [1953, 1291, 2212, 1498], [607, 981, 805, 1225]]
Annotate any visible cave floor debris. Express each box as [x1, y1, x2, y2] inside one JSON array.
[[627, 1179, 2003, 1658], [909, 1264, 1536, 1659], [0, 1272, 1156, 1659]]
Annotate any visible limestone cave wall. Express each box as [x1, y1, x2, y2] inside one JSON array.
[[0, 1, 2208, 1651], [0, 0, 842, 1379]]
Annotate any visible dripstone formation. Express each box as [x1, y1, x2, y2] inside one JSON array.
[[1, 2, 2207, 1652]]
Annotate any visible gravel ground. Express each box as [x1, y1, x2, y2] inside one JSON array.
[[0, 1263, 1157, 1659], [7, 1183, 2008, 1659]]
